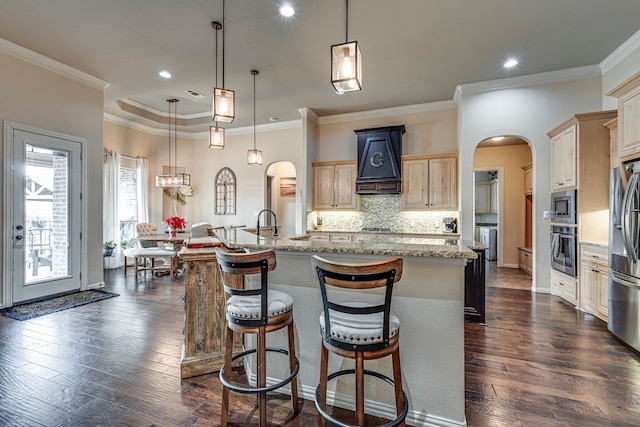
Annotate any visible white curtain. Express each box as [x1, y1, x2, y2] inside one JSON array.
[[103, 151, 121, 269], [136, 157, 149, 223]]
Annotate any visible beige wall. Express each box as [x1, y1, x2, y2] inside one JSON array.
[[0, 50, 105, 297], [474, 145, 533, 267]]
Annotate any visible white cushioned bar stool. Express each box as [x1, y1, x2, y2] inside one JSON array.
[[312, 255, 408, 427], [215, 247, 300, 427]]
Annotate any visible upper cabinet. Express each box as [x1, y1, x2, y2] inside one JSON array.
[[607, 72, 640, 162], [522, 163, 533, 195], [312, 160, 359, 210], [548, 111, 617, 243], [550, 124, 577, 191], [401, 153, 457, 210], [475, 180, 497, 214]]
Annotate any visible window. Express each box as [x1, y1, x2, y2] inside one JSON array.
[[215, 167, 236, 215], [118, 158, 138, 242]]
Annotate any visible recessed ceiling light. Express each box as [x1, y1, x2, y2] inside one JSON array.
[[159, 70, 172, 79], [280, 4, 294, 17], [492, 136, 504, 141], [503, 59, 518, 68]]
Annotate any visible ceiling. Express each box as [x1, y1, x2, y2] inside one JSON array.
[[1, 0, 640, 133]]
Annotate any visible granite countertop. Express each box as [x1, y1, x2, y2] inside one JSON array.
[[215, 228, 477, 260]]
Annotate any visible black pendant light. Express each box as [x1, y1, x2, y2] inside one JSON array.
[[331, 0, 362, 94], [155, 99, 191, 187], [247, 70, 262, 166], [209, 20, 225, 149], [212, 0, 235, 123]]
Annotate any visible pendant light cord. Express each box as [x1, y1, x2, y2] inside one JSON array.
[[345, 0, 349, 43], [222, 0, 226, 89], [253, 70, 256, 150]]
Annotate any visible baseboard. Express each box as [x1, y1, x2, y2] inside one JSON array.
[[88, 281, 105, 289]]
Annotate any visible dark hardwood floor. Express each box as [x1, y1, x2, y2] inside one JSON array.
[[0, 265, 639, 426]]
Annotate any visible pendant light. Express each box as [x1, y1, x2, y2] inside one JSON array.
[[331, 0, 362, 94], [247, 70, 262, 166], [155, 99, 191, 187], [209, 20, 225, 149], [212, 0, 235, 123]]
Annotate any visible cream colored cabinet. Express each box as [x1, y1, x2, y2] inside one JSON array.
[[474, 182, 491, 213], [580, 244, 608, 321], [309, 232, 352, 242], [608, 73, 640, 161], [312, 161, 358, 210], [475, 180, 497, 214], [518, 248, 532, 275], [548, 111, 616, 245], [550, 125, 577, 191], [522, 163, 533, 195], [402, 154, 457, 210], [551, 269, 577, 306]]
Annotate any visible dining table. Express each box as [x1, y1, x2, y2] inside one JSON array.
[[135, 232, 191, 251]]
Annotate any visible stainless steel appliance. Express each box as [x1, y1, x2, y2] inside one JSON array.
[[609, 162, 640, 352], [551, 225, 577, 277], [551, 189, 577, 224]]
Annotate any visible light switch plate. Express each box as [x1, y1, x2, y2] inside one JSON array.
[[543, 210, 550, 219]]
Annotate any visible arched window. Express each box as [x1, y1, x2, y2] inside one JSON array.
[[215, 167, 236, 215]]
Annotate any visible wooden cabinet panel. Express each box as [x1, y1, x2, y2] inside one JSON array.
[[518, 248, 532, 275], [312, 161, 358, 210], [551, 125, 577, 191], [580, 244, 608, 321], [522, 163, 533, 195], [402, 154, 457, 210], [475, 182, 491, 213], [551, 269, 577, 306], [621, 93, 640, 157]]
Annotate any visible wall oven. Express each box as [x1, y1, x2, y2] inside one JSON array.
[[551, 225, 577, 277], [551, 189, 577, 224]]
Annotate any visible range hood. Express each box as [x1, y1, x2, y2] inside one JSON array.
[[354, 125, 405, 194]]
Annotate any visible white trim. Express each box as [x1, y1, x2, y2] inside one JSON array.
[[0, 37, 109, 90], [318, 100, 457, 125], [88, 281, 106, 289], [2, 121, 88, 307], [459, 65, 601, 96], [600, 28, 640, 74], [298, 107, 319, 123], [104, 113, 301, 139], [118, 98, 211, 120]]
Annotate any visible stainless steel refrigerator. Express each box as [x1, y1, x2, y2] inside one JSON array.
[[609, 161, 640, 352]]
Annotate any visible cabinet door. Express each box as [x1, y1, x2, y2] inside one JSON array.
[[490, 180, 498, 213], [429, 157, 457, 209], [313, 165, 336, 209], [523, 166, 533, 194], [596, 269, 609, 318], [334, 163, 357, 209], [551, 133, 564, 190], [621, 93, 640, 156], [402, 160, 428, 209], [475, 183, 490, 213], [561, 125, 577, 188], [581, 261, 597, 313]]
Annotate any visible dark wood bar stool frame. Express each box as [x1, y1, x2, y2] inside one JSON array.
[[215, 248, 300, 427], [312, 255, 409, 427]]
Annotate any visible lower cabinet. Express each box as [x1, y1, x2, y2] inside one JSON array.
[[551, 269, 577, 306], [518, 247, 532, 275], [580, 244, 608, 321], [464, 249, 486, 324]]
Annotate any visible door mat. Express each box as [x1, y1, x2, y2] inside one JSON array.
[[0, 289, 119, 321]]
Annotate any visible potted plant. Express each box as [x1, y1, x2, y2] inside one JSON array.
[[164, 216, 186, 237], [103, 241, 116, 257]]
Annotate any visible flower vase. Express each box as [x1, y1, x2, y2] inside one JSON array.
[[169, 228, 177, 237]]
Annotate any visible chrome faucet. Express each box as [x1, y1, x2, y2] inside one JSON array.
[[256, 209, 278, 236]]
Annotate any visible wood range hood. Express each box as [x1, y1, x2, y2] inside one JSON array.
[[354, 125, 405, 194]]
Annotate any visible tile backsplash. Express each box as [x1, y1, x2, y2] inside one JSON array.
[[307, 194, 459, 234]]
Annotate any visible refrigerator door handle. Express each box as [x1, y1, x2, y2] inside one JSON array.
[[611, 270, 640, 290], [621, 173, 639, 264]]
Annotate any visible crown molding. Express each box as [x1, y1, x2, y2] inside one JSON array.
[[104, 112, 301, 139], [458, 65, 602, 96], [118, 98, 211, 121], [318, 100, 457, 125], [0, 37, 109, 90], [299, 107, 319, 123], [600, 28, 640, 74]]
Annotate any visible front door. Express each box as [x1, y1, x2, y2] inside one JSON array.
[[4, 123, 84, 304]]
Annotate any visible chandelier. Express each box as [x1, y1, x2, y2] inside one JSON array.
[[155, 99, 191, 187]]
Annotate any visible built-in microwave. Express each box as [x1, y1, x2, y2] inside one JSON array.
[[551, 189, 577, 224]]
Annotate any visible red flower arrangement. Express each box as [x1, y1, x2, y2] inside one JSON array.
[[164, 216, 186, 230]]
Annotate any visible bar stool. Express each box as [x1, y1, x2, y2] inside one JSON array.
[[215, 247, 300, 427], [312, 255, 408, 427]]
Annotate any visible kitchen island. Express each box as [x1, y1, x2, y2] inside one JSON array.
[[205, 227, 475, 427]]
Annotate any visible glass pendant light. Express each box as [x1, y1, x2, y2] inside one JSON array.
[[331, 0, 362, 94], [247, 70, 262, 166], [209, 20, 225, 149], [212, 0, 235, 123], [155, 99, 191, 187]]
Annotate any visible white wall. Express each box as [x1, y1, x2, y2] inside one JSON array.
[[0, 49, 106, 296], [458, 76, 603, 291]]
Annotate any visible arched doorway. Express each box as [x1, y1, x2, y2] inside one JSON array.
[[265, 161, 297, 237], [473, 136, 533, 290]]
